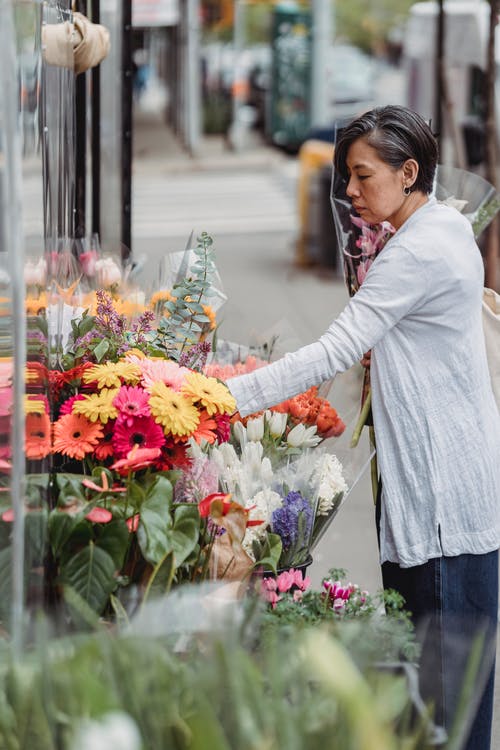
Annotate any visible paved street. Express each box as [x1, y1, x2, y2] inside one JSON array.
[[131, 107, 500, 746]]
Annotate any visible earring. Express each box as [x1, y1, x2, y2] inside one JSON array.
[[403, 185, 412, 196]]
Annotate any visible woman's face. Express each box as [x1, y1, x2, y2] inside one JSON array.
[[345, 137, 414, 229]]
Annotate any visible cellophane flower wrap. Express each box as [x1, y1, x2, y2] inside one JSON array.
[[14, 232, 248, 625], [196, 329, 374, 572]]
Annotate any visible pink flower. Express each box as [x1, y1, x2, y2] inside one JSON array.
[[113, 385, 151, 426], [138, 359, 190, 392], [126, 514, 140, 532], [356, 260, 373, 286], [82, 470, 127, 494], [261, 576, 277, 592], [1, 508, 14, 522], [59, 394, 86, 415], [214, 413, 231, 443], [85, 507, 113, 523], [110, 446, 161, 474], [276, 570, 295, 593], [79, 250, 98, 276], [112, 414, 165, 457]]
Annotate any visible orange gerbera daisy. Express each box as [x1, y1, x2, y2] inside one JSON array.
[[191, 409, 218, 445], [52, 413, 104, 460], [25, 412, 51, 460]]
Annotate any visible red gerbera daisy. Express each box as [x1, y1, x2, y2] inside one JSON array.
[[112, 414, 165, 458], [94, 420, 116, 461]]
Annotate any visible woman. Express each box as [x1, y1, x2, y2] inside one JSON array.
[[226, 105, 500, 748]]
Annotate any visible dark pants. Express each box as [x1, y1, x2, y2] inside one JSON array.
[[376, 494, 498, 749]]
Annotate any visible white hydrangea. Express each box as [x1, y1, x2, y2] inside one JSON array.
[[315, 453, 348, 516], [242, 488, 283, 559]]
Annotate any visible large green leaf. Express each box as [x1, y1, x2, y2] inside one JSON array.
[[95, 520, 129, 570], [47, 511, 85, 558], [136, 476, 174, 565], [143, 551, 175, 602], [0, 547, 11, 622], [55, 473, 87, 504], [25, 509, 48, 566], [170, 505, 200, 568], [60, 543, 116, 615]]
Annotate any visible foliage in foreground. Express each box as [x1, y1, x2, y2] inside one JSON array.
[[0, 587, 443, 750]]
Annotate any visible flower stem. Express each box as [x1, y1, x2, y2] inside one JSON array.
[[350, 388, 372, 448]]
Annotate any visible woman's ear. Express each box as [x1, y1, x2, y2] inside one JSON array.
[[403, 159, 420, 187]]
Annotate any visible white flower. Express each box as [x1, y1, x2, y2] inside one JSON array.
[[266, 410, 287, 438], [315, 453, 348, 515], [243, 488, 282, 558], [24, 258, 46, 286], [286, 423, 322, 448], [246, 488, 282, 527], [246, 415, 264, 441], [232, 420, 247, 449], [72, 712, 141, 750], [95, 257, 122, 287]]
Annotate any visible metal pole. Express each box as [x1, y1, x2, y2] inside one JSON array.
[[311, 0, 332, 129], [186, 0, 201, 156], [74, 0, 88, 240], [122, 0, 133, 259], [434, 0, 444, 149], [91, 0, 101, 237]]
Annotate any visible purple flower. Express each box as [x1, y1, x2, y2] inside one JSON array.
[[179, 341, 212, 370], [271, 491, 313, 551]]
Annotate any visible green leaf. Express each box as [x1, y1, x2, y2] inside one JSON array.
[[93, 338, 110, 362], [48, 510, 81, 557], [170, 505, 200, 567], [0, 547, 12, 622], [253, 533, 282, 574], [95, 520, 129, 570], [55, 473, 87, 504], [143, 551, 175, 602], [25, 509, 48, 566], [136, 475, 174, 565], [60, 542, 117, 615]]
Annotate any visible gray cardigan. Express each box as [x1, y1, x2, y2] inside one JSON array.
[[227, 198, 500, 567]]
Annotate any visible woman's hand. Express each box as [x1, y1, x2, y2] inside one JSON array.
[[361, 350, 371, 368]]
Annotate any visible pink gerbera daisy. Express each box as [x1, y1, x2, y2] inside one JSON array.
[[139, 359, 190, 392], [112, 414, 166, 457], [113, 385, 150, 426], [59, 394, 86, 415]]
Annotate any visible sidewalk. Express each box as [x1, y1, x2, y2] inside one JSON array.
[[133, 106, 293, 175]]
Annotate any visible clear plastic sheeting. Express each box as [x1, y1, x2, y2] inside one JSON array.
[[0, 0, 28, 650], [40, 0, 75, 250]]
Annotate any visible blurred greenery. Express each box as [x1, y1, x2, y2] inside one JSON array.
[[203, 1, 418, 53], [0, 598, 440, 750]]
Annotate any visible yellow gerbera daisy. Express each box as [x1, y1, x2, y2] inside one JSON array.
[[181, 372, 236, 416], [149, 289, 173, 310], [73, 388, 119, 424], [24, 396, 46, 415], [83, 361, 141, 388], [149, 381, 199, 437], [25, 292, 47, 315], [114, 299, 147, 318]]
